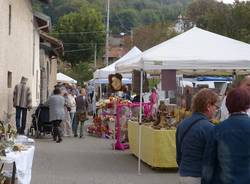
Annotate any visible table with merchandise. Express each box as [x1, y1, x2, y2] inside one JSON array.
[[128, 121, 177, 168]]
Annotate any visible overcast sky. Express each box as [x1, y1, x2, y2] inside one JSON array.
[[218, 0, 249, 3]]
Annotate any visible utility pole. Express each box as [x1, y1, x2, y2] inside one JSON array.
[[94, 43, 97, 68], [105, 0, 110, 66]]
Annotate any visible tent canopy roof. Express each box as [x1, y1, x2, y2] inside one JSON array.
[[89, 78, 132, 84], [57, 73, 77, 84], [116, 27, 250, 74], [94, 46, 141, 78]]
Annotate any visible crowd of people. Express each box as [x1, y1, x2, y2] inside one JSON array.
[[46, 83, 91, 143], [12, 74, 250, 182], [176, 76, 250, 184]]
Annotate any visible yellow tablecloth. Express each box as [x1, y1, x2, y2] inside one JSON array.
[[128, 121, 177, 168]]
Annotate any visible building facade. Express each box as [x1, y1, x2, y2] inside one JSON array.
[[0, 0, 41, 120], [0, 0, 62, 123]]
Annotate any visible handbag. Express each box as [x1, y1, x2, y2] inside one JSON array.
[[78, 113, 88, 122], [66, 106, 71, 112]]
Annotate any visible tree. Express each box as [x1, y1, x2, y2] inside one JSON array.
[[133, 22, 177, 51], [186, 0, 250, 43], [230, 1, 250, 43], [67, 62, 95, 84], [198, 2, 232, 35], [140, 10, 161, 25], [40, 0, 89, 24], [54, 5, 105, 66], [186, 0, 218, 22], [110, 9, 139, 33], [58, 61, 94, 84]]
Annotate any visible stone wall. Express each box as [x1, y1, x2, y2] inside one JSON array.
[[0, 0, 40, 120]]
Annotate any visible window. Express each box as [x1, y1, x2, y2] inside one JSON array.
[[7, 71, 12, 88], [8, 5, 11, 35]]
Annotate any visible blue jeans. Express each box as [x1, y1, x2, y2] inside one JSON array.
[[15, 106, 27, 134], [70, 112, 77, 136]]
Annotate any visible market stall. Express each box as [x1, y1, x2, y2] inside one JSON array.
[[128, 121, 177, 168], [115, 27, 250, 173], [2, 141, 35, 184], [0, 122, 35, 184], [88, 97, 151, 150]]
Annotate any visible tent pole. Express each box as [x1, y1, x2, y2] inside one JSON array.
[[99, 82, 102, 99], [138, 69, 143, 175], [93, 80, 96, 114]]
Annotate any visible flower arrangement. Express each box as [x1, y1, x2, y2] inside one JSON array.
[[87, 115, 113, 138]]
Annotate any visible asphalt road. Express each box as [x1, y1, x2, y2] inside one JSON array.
[[31, 135, 179, 184]]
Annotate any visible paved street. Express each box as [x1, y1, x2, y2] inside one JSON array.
[[31, 135, 179, 184]]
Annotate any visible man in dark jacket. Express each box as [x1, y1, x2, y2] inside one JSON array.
[[13, 77, 32, 134]]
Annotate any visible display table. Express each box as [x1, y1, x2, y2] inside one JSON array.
[[128, 121, 177, 168], [1, 142, 35, 184]]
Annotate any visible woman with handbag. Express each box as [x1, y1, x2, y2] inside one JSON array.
[[176, 89, 219, 184], [75, 88, 89, 138]]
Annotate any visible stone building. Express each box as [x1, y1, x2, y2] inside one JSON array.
[[0, 0, 63, 122], [39, 31, 63, 103]]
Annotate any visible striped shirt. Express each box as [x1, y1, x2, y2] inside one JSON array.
[[13, 83, 32, 108]]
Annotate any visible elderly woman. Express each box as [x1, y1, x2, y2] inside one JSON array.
[[210, 87, 250, 184], [47, 88, 65, 143], [176, 88, 219, 184]]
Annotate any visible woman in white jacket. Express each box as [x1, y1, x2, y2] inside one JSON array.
[[68, 90, 77, 136]]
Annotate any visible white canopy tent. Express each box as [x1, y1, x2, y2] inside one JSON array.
[[88, 78, 132, 84], [116, 27, 250, 74], [57, 72, 77, 84], [115, 27, 250, 175], [94, 46, 142, 79]]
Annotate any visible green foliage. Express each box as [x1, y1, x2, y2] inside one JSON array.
[[64, 62, 95, 85], [32, 1, 43, 12], [109, 0, 187, 33], [53, 5, 105, 66], [140, 10, 161, 24], [133, 22, 177, 50], [110, 9, 139, 33], [230, 2, 250, 43], [35, 0, 193, 33], [186, 0, 217, 23], [186, 0, 250, 43], [41, 0, 89, 23], [34, 0, 250, 82]]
